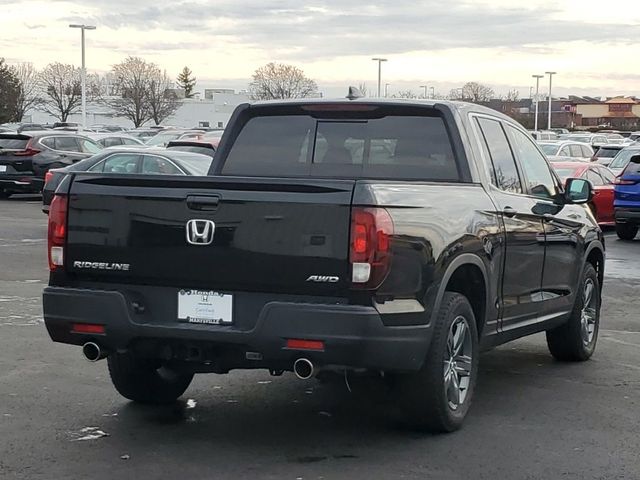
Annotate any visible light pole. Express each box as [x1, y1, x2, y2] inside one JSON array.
[[371, 58, 387, 97], [385, 83, 390, 98], [545, 71, 556, 130], [532, 74, 543, 132], [69, 24, 96, 129], [430, 86, 435, 99], [420, 85, 428, 99]]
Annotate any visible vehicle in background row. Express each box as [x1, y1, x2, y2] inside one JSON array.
[[603, 133, 624, 145], [43, 98, 604, 433], [529, 130, 559, 141], [0, 132, 102, 197], [613, 153, 640, 240], [166, 139, 219, 158], [145, 130, 204, 147], [608, 147, 640, 176], [17, 123, 49, 133], [552, 161, 616, 225], [126, 129, 160, 141], [90, 125, 127, 133], [550, 128, 570, 136], [86, 133, 146, 148], [591, 145, 624, 166], [41, 147, 213, 211], [538, 141, 594, 161], [566, 133, 609, 148]]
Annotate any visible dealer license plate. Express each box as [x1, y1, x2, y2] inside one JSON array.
[[177, 289, 233, 325], [0, 166, 7, 172]]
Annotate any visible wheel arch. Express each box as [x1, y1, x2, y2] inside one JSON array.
[[584, 241, 605, 289], [430, 254, 490, 338]]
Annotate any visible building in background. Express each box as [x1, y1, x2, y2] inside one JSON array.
[[24, 89, 250, 129]]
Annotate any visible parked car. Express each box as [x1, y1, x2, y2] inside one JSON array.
[[166, 139, 219, 158], [17, 123, 49, 133], [90, 124, 127, 133], [591, 145, 624, 166], [608, 146, 640, 176], [613, 152, 640, 240], [0, 132, 102, 197], [529, 130, 559, 141], [87, 133, 146, 148], [43, 98, 604, 433], [603, 133, 625, 145], [550, 128, 570, 135], [145, 130, 204, 147], [552, 161, 616, 225], [41, 147, 213, 211], [538, 141, 594, 161], [566, 133, 609, 148], [126, 129, 159, 141]]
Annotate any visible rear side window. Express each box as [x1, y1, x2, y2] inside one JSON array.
[[141, 155, 183, 175], [89, 154, 140, 173], [102, 137, 122, 147], [585, 169, 604, 186], [54, 136, 81, 152], [221, 113, 459, 181], [476, 118, 522, 194], [0, 137, 28, 149], [581, 145, 594, 157], [599, 167, 615, 184], [569, 145, 583, 157]]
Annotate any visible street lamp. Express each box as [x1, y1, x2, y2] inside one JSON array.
[[385, 83, 390, 98], [532, 74, 544, 132], [371, 58, 387, 97], [430, 86, 435, 99], [420, 85, 428, 99], [69, 24, 96, 129], [545, 71, 557, 130]]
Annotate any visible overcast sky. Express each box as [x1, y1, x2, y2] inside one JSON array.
[[2, 0, 640, 97]]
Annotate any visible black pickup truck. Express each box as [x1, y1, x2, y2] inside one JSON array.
[[43, 97, 605, 432]]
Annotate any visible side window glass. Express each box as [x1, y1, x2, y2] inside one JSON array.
[[569, 145, 583, 157], [581, 145, 593, 157], [103, 137, 122, 148], [101, 154, 140, 173], [141, 156, 182, 175], [40, 137, 56, 149], [559, 147, 570, 156], [54, 136, 81, 152], [80, 139, 102, 153], [586, 169, 604, 186], [476, 118, 522, 193], [506, 125, 557, 199], [599, 168, 615, 184]]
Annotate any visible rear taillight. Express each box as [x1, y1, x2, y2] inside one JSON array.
[[614, 177, 639, 185], [48, 195, 68, 271], [14, 148, 41, 156], [349, 207, 393, 288], [44, 171, 54, 184]]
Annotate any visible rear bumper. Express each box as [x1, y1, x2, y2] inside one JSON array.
[[0, 174, 43, 193], [43, 287, 433, 372], [615, 207, 640, 223]]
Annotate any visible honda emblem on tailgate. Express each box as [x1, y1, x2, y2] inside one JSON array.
[[186, 219, 215, 245]]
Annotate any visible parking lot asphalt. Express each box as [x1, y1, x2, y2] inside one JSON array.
[[1, 197, 639, 480]]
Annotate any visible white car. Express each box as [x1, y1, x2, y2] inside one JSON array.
[[538, 141, 594, 161]]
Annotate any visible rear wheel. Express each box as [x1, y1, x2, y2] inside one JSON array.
[[396, 292, 479, 433], [615, 223, 638, 241], [107, 351, 194, 404], [546, 263, 600, 362]]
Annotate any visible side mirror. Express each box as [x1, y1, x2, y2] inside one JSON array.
[[564, 178, 593, 204]]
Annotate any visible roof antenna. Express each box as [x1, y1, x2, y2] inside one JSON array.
[[346, 86, 364, 100]]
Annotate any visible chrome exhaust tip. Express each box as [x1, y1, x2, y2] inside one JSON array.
[[82, 342, 105, 362], [293, 358, 314, 380]]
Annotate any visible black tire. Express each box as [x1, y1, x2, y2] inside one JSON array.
[[546, 263, 600, 362], [615, 223, 638, 241], [0, 189, 10, 199], [396, 292, 479, 433], [107, 351, 194, 404]]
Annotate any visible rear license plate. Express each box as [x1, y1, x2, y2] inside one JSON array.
[[177, 289, 233, 325], [0, 166, 6, 172]]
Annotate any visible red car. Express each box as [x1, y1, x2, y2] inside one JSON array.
[[552, 162, 616, 225]]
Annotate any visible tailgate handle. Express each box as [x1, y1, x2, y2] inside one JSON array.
[[187, 195, 220, 211]]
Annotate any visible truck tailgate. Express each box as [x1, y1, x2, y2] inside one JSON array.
[[65, 175, 355, 295]]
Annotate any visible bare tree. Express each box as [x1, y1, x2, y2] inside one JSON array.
[[148, 70, 180, 125], [358, 82, 368, 97], [108, 56, 156, 127], [11, 62, 40, 122], [249, 62, 318, 100], [392, 89, 418, 99], [39, 63, 81, 122], [501, 89, 520, 102], [460, 82, 495, 103]]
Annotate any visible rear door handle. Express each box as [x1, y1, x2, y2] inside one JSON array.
[[187, 195, 220, 211], [503, 207, 517, 217]]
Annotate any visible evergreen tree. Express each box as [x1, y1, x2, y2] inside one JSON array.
[[0, 58, 20, 123], [177, 66, 196, 98]]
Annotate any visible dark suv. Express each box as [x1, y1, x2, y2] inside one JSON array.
[[0, 132, 102, 197]]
